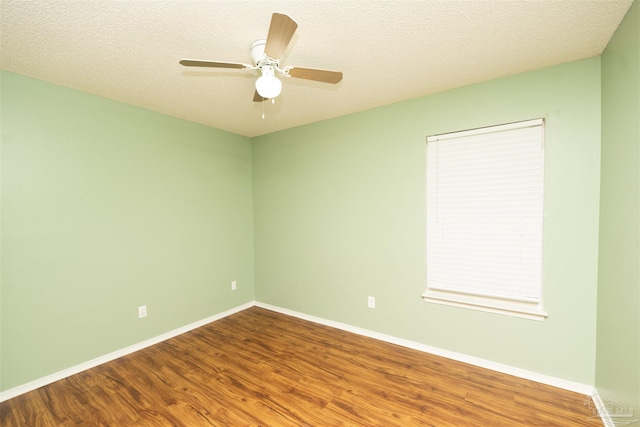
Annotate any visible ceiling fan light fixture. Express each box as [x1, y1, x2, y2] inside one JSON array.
[[255, 66, 282, 99]]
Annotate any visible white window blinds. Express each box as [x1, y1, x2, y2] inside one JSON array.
[[425, 119, 545, 313]]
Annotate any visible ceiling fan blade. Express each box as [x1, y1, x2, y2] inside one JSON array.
[[264, 13, 298, 59], [288, 67, 343, 84], [253, 91, 267, 102], [179, 59, 250, 69]]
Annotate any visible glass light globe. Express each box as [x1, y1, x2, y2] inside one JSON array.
[[255, 67, 282, 99]]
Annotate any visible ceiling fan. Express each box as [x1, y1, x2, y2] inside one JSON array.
[[179, 13, 343, 102]]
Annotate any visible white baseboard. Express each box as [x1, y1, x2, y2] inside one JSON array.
[[254, 301, 596, 397], [1, 300, 597, 407], [0, 301, 254, 403], [590, 392, 616, 427]]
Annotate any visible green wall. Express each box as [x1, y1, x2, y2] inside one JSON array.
[[253, 58, 602, 385], [597, 0, 640, 416], [0, 71, 255, 391]]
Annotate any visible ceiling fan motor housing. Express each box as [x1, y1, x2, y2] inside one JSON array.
[[251, 40, 267, 66]]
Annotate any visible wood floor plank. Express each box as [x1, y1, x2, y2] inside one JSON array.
[[0, 306, 602, 426]]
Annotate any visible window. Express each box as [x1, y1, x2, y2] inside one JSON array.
[[423, 119, 547, 320]]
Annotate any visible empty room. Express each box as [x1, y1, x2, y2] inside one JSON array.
[[1, 1, 638, 426]]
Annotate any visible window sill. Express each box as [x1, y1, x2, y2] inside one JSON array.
[[422, 292, 548, 321]]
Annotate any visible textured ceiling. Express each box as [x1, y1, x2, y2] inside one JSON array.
[[0, 1, 633, 137]]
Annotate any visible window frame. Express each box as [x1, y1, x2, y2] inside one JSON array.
[[422, 119, 547, 321]]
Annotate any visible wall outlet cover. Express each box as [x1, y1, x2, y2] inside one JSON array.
[[368, 296, 375, 309]]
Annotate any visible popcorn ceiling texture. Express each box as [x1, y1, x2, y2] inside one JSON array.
[[0, 0, 633, 137]]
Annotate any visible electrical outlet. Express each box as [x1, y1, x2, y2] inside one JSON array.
[[231, 280, 237, 291], [138, 305, 147, 318], [367, 296, 375, 309]]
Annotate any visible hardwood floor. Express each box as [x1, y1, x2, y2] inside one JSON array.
[[1, 307, 601, 426]]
